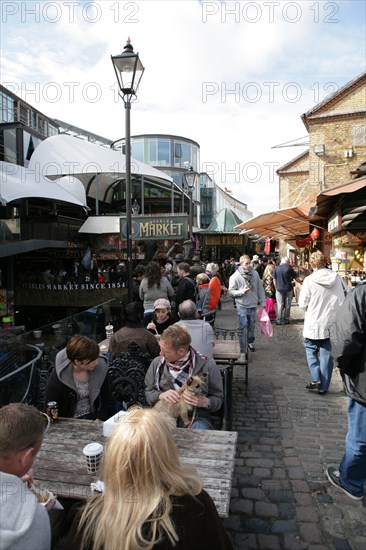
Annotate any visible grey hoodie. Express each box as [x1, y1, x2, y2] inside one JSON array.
[[0, 471, 51, 549]]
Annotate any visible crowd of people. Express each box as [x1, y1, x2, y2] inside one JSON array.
[[1, 249, 365, 549]]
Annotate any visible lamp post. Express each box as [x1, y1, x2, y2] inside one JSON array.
[[184, 166, 199, 242], [111, 38, 144, 302]]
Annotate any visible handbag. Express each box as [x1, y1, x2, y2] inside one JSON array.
[[265, 297, 276, 320], [256, 308, 274, 338]]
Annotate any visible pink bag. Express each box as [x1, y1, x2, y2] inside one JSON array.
[[257, 308, 274, 338], [265, 297, 276, 320]]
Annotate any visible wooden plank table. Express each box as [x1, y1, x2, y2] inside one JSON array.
[[33, 417, 238, 518]]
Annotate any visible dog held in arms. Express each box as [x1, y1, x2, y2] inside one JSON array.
[[154, 373, 208, 426]]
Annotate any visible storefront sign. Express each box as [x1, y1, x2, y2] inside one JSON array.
[[328, 209, 342, 233], [21, 282, 127, 291], [205, 235, 242, 245], [120, 215, 188, 240]]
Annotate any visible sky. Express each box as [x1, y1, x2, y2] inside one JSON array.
[[1, 0, 365, 215]]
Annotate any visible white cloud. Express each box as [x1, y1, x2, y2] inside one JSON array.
[[1, 0, 365, 215]]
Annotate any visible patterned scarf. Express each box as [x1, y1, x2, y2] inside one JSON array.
[[155, 348, 196, 390]]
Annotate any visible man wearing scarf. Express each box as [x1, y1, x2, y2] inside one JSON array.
[[228, 254, 266, 358], [144, 325, 223, 429]]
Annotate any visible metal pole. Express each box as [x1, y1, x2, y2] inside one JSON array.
[[189, 189, 193, 241], [124, 99, 133, 302]]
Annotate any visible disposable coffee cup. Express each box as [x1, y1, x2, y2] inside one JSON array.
[[83, 442, 103, 475]]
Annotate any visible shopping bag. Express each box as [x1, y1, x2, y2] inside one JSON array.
[[256, 308, 273, 338], [265, 297, 276, 320]]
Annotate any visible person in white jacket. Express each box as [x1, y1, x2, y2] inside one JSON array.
[[298, 251, 348, 395], [0, 403, 54, 550]]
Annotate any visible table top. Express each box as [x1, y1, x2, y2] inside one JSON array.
[[33, 417, 238, 518], [213, 340, 240, 361]]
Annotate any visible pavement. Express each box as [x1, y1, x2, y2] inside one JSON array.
[[216, 296, 366, 550]]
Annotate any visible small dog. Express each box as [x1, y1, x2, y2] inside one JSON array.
[[155, 373, 207, 426]]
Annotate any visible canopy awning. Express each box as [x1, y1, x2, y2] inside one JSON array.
[[236, 197, 321, 241], [310, 176, 366, 219], [0, 161, 87, 207], [78, 216, 121, 234], [28, 134, 176, 204]]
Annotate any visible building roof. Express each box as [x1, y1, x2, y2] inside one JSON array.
[[0, 161, 87, 207], [28, 134, 175, 204], [201, 208, 244, 233]]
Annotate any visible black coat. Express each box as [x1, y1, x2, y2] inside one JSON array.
[[175, 276, 197, 311], [44, 360, 113, 420]]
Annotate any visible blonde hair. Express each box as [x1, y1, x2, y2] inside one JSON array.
[[196, 273, 209, 284], [310, 250, 326, 270], [78, 408, 202, 550], [262, 264, 275, 279]]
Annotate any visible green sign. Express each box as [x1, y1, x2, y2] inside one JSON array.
[[120, 215, 188, 240]]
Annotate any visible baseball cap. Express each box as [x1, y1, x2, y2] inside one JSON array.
[[154, 298, 171, 311]]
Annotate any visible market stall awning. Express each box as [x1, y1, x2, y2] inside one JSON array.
[[236, 198, 320, 242], [310, 176, 366, 221], [78, 216, 121, 234], [28, 134, 176, 204]]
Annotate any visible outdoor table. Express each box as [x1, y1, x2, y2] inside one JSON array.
[[33, 417, 238, 518]]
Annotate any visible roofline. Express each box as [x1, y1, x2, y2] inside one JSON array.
[[112, 134, 200, 149], [301, 71, 366, 130], [277, 150, 309, 173]]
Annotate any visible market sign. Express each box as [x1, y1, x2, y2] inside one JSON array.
[[120, 215, 188, 240], [205, 235, 243, 245]]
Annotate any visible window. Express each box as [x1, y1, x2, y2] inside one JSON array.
[[157, 140, 170, 166], [131, 140, 144, 161]]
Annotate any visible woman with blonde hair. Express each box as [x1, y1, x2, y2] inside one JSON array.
[[68, 407, 232, 550]]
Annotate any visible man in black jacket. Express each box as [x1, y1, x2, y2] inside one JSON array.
[[175, 262, 197, 313], [327, 282, 366, 500]]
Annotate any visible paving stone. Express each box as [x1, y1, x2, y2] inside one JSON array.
[[299, 523, 324, 543], [271, 519, 297, 533], [254, 501, 279, 517], [257, 534, 281, 549]]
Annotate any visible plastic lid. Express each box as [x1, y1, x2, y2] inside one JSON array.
[[83, 442, 103, 456]]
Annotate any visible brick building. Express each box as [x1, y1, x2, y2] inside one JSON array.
[[278, 72, 366, 209]]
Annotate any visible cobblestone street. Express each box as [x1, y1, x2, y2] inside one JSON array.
[[217, 297, 366, 550]]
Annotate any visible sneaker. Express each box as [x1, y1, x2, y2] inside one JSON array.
[[275, 320, 282, 325], [326, 467, 363, 501], [248, 344, 255, 352], [306, 382, 320, 390], [284, 320, 290, 325]]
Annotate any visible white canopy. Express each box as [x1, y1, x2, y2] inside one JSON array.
[[0, 161, 87, 207], [28, 134, 175, 203]]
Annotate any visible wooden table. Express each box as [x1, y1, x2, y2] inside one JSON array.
[[33, 418, 238, 518]]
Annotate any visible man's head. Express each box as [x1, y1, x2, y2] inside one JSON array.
[[206, 263, 219, 274], [196, 273, 209, 285], [159, 325, 191, 363], [281, 256, 290, 265], [0, 403, 48, 477], [177, 262, 191, 277], [178, 300, 199, 320], [239, 255, 252, 270], [124, 301, 144, 324], [66, 335, 100, 365], [310, 250, 326, 270]]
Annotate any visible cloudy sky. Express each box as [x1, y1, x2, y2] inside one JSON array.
[[1, 0, 365, 215]]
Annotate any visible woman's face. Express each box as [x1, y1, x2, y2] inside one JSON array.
[[73, 358, 99, 371], [155, 307, 168, 320]]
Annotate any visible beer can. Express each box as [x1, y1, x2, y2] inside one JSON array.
[[46, 401, 59, 422]]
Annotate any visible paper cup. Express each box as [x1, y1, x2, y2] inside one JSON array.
[[83, 442, 103, 475]]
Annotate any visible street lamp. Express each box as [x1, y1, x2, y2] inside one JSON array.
[[184, 166, 199, 241], [111, 38, 144, 302]]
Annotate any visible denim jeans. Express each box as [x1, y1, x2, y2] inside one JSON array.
[[177, 417, 212, 430], [303, 337, 333, 391], [236, 306, 256, 352], [339, 398, 366, 497], [276, 289, 293, 322]]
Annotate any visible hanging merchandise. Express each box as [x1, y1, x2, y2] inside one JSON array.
[[295, 228, 320, 248]]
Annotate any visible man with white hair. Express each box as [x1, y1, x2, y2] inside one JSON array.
[[175, 299, 215, 358], [273, 256, 302, 325]]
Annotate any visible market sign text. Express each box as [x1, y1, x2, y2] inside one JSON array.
[[120, 215, 187, 240]]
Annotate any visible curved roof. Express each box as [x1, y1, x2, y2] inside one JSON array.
[[0, 161, 87, 207], [28, 134, 175, 204]]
